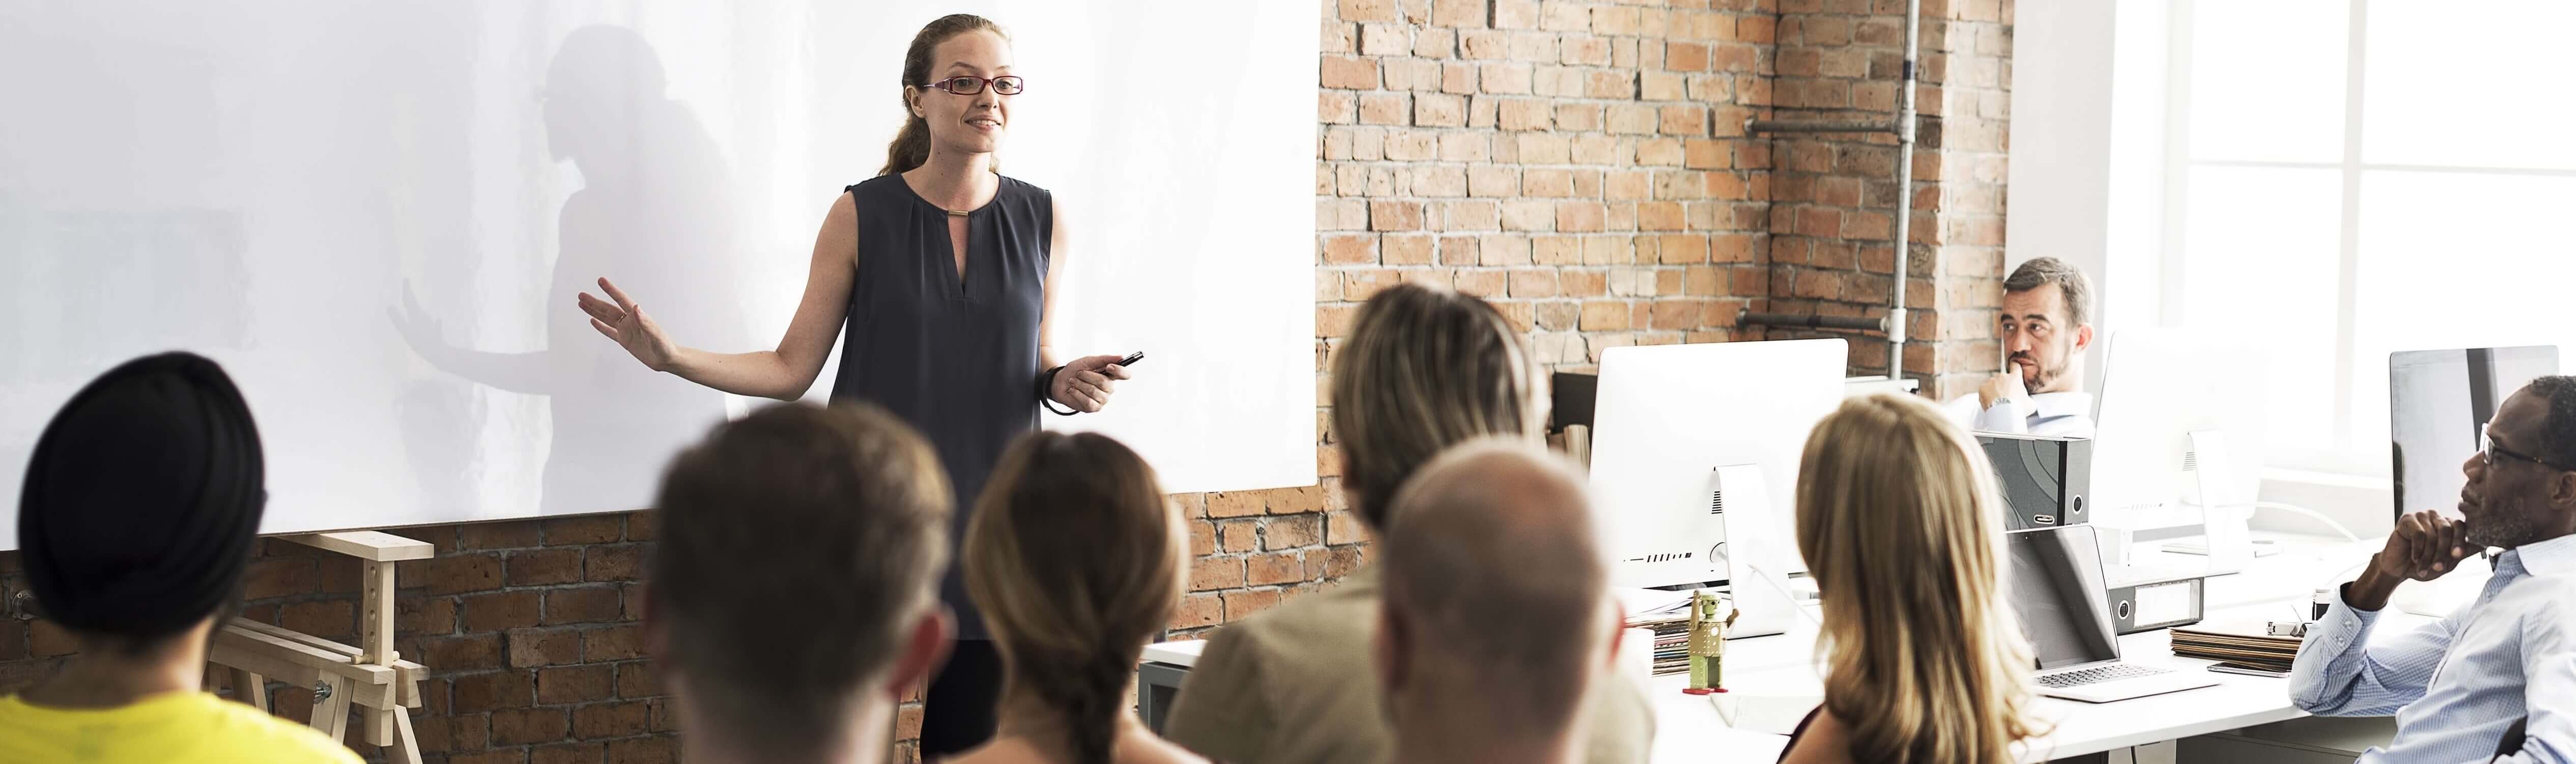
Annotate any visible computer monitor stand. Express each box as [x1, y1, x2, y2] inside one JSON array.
[[2156, 430, 2257, 574], [1712, 464, 1800, 640]]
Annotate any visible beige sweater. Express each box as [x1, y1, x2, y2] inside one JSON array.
[[1161, 567, 1655, 764]]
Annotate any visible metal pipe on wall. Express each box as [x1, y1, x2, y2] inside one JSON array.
[[1740, 0, 1924, 383], [1887, 0, 1921, 379], [1744, 120, 1891, 133], [1736, 312, 1887, 333]]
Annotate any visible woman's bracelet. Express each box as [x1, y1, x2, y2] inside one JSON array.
[[1037, 365, 1079, 416]]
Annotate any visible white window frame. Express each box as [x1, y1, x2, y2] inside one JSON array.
[[2153, 0, 2576, 478]]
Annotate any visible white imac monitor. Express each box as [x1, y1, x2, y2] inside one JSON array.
[[2390, 346, 2559, 522], [1587, 339, 1847, 603], [2089, 328, 2268, 572]]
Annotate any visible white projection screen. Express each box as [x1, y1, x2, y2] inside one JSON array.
[[0, 2, 1316, 548]]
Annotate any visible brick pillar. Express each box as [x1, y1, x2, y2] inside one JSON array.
[[1919, 0, 2013, 400]]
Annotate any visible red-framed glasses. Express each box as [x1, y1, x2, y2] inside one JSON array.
[[921, 75, 1025, 96]]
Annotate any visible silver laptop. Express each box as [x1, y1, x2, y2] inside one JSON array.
[[2007, 526, 2219, 702]]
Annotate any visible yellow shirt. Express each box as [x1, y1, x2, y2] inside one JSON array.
[[0, 690, 362, 764]]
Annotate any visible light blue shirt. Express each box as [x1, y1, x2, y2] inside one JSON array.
[[2288, 533, 2576, 763], [1943, 391, 2096, 438]]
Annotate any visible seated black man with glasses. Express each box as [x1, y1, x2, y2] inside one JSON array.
[[2289, 376, 2576, 763]]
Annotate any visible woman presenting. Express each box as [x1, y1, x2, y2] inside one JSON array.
[[573, 14, 1131, 758]]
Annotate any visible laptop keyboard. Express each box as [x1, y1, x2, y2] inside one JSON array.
[[2038, 663, 2172, 688]]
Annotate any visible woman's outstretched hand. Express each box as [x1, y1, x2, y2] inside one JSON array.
[[577, 277, 678, 372], [1050, 354, 1135, 413]]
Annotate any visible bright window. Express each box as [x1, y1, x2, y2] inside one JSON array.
[[2157, 0, 2576, 476]]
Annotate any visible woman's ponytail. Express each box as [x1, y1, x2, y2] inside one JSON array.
[[879, 114, 931, 176], [963, 431, 1182, 764], [1020, 642, 1133, 764]]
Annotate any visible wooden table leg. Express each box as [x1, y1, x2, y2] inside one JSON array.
[[360, 561, 396, 666], [308, 675, 353, 743], [386, 709, 426, 764], [363, 706, 395, 747], [231, 668, 270, 713]]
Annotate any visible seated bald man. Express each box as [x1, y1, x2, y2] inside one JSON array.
[[1375, 441, 1623, 764], [0, 353, 360, 763]]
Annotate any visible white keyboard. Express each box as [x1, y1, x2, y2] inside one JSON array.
[[2038, 663, 2172, 688]]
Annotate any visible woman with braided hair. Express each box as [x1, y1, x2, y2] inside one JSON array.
[[951, 431, 1205, 764]]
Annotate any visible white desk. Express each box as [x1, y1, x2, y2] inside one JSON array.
[[1140, 533, 2395, 763], [1646, 623, 2311, 762], [2121, 532, 2384, 615]]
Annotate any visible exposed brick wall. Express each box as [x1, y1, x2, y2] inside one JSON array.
[[0, 514, 678, 764], [0, 2, 2015, 762], [1315, 0, 1777, 373]]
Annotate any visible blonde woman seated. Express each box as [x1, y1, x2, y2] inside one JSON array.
[[1779, 393, 2048, 764], [949, 431, 1206, 764]]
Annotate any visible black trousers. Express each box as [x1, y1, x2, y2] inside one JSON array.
[[919, 638, 1004, 758]]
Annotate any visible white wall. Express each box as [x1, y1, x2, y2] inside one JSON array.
[[0, 1, 1315, 548], [2003, 0, 2110, 388]]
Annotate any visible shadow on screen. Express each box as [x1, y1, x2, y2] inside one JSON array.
[[2010, 527, 2122, 668], [391, 25, 746, 513]]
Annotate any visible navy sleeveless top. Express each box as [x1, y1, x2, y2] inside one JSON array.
[[834, 173, 1050, 640]]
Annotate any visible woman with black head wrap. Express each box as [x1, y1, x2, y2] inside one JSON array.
[[0, 352, 360, 763]]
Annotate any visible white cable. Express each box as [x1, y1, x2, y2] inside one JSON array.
[[2183, 499, 2369, 619], [1742, 561, 1825, 627], [2193, 499, 2364, 542], [2238, 499, 2371, 619], [2242, 501, 2364, 543]]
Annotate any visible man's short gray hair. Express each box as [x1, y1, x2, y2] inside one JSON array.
[[1382, 440, 1605, 729], [2003, 257, 2094, 328]]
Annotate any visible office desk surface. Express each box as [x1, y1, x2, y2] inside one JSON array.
[[1650, 627, 2310, 762], [1139, 533, 2386, 763], [1141, 620, 2303, 763], [2127, 532, 2386, 614]]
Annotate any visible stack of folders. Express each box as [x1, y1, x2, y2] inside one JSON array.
[[2169, 623, 2303, 675], [1624, 603, 1693, 676]]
